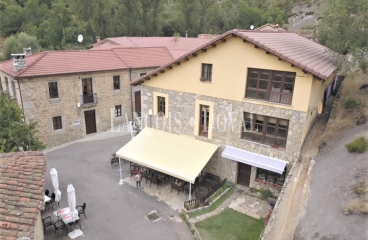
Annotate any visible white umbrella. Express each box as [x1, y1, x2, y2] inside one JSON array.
[[67, 184, 79, 222], [50, 168, 62, 202]]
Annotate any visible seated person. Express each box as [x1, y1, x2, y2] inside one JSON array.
[[174, 179, 183, 189]]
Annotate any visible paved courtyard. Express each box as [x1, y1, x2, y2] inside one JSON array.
[[42, 131, 194, 240]]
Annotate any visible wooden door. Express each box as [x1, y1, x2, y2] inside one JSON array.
[[237, 163, 252, 187], [84, 110, 97, 134], [134, 91, 141, 117]]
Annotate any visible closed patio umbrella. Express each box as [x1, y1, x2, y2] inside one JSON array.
[[50, 168, 62, 203], [67, 184, 79, 222]]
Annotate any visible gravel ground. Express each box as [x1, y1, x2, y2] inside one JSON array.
[[294, 123, 368, 240]]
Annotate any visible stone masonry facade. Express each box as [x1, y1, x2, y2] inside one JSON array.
[[140, 86, 307, 194], [19, 70, 132, 148]]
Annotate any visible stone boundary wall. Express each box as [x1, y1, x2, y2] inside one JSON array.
[[260, 161, 300, 240]]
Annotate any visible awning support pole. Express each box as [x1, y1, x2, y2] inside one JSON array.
[[119, 158, 124, 185], [189, 183, 192, 200]]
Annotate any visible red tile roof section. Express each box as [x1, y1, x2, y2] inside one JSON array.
[[0, 47, 174, 79], [112, 47, 174, 68], [131, 29, 337, 85], [92, 36, 212, 58], [0, 151, 46, 240]]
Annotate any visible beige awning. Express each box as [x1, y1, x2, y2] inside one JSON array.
[[115, 128, 218, 183]]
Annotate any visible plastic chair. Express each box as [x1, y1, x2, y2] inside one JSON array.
[[42, 216, 53, 233], [76, 203, 87, 219], [45, 189, 49, 196], [149, 176, 162, 189], [54, 219, 66, 238]]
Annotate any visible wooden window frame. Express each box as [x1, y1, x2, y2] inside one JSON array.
[[256, 167, 287, 186], [48, 81, 59, 99], [199, 104, 210, 137], [241, 112, 289, 149], [245, 68, 295, 105], [115, 105, 122, 117], [157, 96, 165, 116], [113, 75, 120, 90], [201, 63, 212, 82], [52, 116, 62, 130]]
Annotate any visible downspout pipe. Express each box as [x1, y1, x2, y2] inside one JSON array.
[[16, 78, 26, 122], [129, 68, 134, 120]]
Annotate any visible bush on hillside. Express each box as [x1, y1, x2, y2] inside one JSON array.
[[344, 97, 360, 109], [345, 137, 367, 153]]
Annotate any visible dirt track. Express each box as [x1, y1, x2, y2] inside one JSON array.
[[294, 123, 368, 240]]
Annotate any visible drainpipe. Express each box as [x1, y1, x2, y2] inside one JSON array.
[[129, 68, 134, 120], [16, 78, 26, 122]]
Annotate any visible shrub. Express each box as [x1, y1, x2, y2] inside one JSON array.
[[345, 136, 367, 153], [260, 189, 274, 200], [344, 97, 360, 109]]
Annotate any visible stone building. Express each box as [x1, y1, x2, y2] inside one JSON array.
[[129, 29, 337, 193], [0, 47, 173, 147]]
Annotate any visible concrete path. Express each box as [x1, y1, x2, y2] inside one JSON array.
[[42, 131, 194, 240]]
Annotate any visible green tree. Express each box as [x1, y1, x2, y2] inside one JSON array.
[[316, 0, 368, 55], [2, 32, 40, 60], [0, 1, 24, 36], [0, 92, 45, 152]]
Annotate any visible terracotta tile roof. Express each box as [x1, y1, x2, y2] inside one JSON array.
[[0, 151, 46, 240], [255, 23, 286, 31], [131, 29, 337, 85], [112, 47, 174, 68], [92, 36, 212, 58], [0, 47, 174, 79]]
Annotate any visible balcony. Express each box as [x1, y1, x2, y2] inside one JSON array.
[[80, 93, 98, 107]]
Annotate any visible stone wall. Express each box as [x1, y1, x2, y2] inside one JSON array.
[[20, 70, 132, 148], [141, 86, 307, 190], [34, 212, 44, 240]]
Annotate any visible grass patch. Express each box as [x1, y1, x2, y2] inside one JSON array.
[[345, 136, 367, 153], [344, 97, 360, 109], [195, 208, 264, 240], [343, 178, 368, 214], [188, 187, 235, 219]]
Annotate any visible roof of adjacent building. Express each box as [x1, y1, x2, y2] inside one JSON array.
[[0, 151, 46, 240], [0, 47, 174, 79], [255, 23, 286, 31], [131, 29, 337, 85], [92, 36, 212, 58]]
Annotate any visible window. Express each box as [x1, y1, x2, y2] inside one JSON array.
[[115, 105, 122, 117], [48, 82, 59, 99], [11, 81, 16, 100], [113, 76, 120, 90], [139, 73, 146, 77], [53, 116, 62, 130], [201, 64, 212, 82], [241, 112, 289, 148], [256, 168, 286, 186], [0, 77, 2, 92], [157, 96, 165, 116], [199, 105, 210, 137], [245, 68, 295, 105]]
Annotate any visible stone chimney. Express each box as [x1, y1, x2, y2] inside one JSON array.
[[11, 53, 27, 72]]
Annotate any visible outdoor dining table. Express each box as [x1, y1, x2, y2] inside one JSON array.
[[53, 207, 79, 225]]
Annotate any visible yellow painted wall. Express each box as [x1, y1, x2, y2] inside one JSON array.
[[143, 36, 315, 112]]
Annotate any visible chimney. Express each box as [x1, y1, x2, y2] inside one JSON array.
[[96, 36, 101, 42], [185, 31, 188, 38], [11, 53, 27, 72], [23, 47, 32, 55]]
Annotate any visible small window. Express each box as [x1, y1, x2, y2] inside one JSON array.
[[201, 64, 212, 82], [53, 116, 62, 130], [0, 77, 2, 92], [5, 77, 9, 93], [48, 82, 59, 99], [11, 81, 16, 100], [113, 76, 120, 90], [115, 105, 122, 117], [199, 104, 210, 137], [139, 73, 146, 77], [157, 96, 165, 116], [256, 167, 286, 186]]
